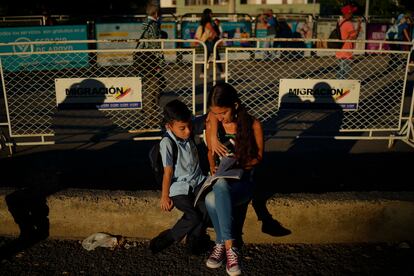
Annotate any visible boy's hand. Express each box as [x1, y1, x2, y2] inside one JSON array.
[[160, 195, 173, 211], [211, 137, 228, 157]]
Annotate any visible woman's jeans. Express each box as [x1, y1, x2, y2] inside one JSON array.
[[205, 172, 253, 243]]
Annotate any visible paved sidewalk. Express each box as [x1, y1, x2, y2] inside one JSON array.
[[0, 238, 414, 276], [0, 237, 413, 275]]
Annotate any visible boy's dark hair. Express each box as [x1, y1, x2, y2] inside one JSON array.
[[163, 99, 192, 125]]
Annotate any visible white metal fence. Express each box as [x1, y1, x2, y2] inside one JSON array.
[[0, 39, 207, 147], [1, 38, 413, 150], [212, 38, 414, 147]]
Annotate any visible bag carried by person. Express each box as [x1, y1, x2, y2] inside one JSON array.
[[148, 133, 178, 187], [327, 20, 348, 49], [195, 25, 212, 42], [148, 115, 209, 187]]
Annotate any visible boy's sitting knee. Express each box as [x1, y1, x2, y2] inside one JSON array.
[[187, 216, 202, 227]]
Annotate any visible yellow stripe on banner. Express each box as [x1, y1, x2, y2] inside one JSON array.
[[98, 32, 130, 37]]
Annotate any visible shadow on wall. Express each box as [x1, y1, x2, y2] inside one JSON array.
[[1, 78, 414, 256], [0, 78, 152, 260], [251, 81, 349, 237]]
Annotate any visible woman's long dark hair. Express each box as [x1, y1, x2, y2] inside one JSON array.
[[208, 83, 258, 167], [200, 8, 212, 33]]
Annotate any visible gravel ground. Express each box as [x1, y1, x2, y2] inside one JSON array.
[[1, 237, 413, 275]]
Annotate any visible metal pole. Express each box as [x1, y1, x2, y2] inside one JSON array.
[[365, 0, 369, 21], [312, 0, 316, 18]]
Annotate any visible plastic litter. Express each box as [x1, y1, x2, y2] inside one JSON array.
[[81, 232, 121, 251], [124, 241, 137, 249], [398, 242, 411, 249]]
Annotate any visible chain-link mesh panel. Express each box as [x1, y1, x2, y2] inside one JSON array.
[[221, 47, 409, 135], [1, 47, 196, 137]]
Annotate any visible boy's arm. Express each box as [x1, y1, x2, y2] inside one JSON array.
[[159, 137, 175, 211], [207, 112, 228, 157], [160, 166, 174, 211]]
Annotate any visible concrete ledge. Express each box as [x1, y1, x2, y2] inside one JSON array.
[[1, 189, 414, 243]]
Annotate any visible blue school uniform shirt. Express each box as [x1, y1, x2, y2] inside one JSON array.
[[159, 129, 206, 197]]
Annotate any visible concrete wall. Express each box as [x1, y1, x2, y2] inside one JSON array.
[[1, 189, 413, 243]]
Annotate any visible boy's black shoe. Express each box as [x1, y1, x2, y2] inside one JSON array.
[[261, 218, 292, 237], [149, 229, 175, 254]]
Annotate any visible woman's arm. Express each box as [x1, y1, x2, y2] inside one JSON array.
[[207, 112, 228, 157], [206, 22, 218, 41], [205, 119, 218, 175], [244, 119, 264, 169], [403, 28, 410, 42], [348, 18, 361, 40]]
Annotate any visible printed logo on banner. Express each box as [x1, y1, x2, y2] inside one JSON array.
[[279, 79, 360, 111], [55, 77, 142, 110], [0, 25, 89, 72], [13, 37, 31, 57]]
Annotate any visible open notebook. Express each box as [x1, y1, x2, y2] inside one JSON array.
[[193, 156, 243, 206]]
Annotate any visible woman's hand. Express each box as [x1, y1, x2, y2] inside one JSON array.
[[210, 136, 228, 157], [210, 165, 218, 175], [160, 195, 173, 211]]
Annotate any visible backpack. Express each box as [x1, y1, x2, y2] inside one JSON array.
[[148, 133, 178, 187], [195, 24, 214, 42], [148, 115, 209, 187], [327, 20, 348, 49]]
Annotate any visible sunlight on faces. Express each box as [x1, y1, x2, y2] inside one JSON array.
[[167, 120, 192, 140], [210, 106, 233, 123]]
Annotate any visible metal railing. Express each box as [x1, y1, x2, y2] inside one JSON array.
[[1, 37, 413, 151], [212, 37, 414, 147], [0, 39, 207, 147]]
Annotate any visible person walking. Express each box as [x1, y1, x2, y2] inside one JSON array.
[[195, 8, 224, 77], [264, 9, 278, 60], [136, 4, 165, 104], [335, 4, 361, 79], [386, 13, 411, 66]]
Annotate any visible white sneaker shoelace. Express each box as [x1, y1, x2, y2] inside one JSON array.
[[206, 243, 225, 268]]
